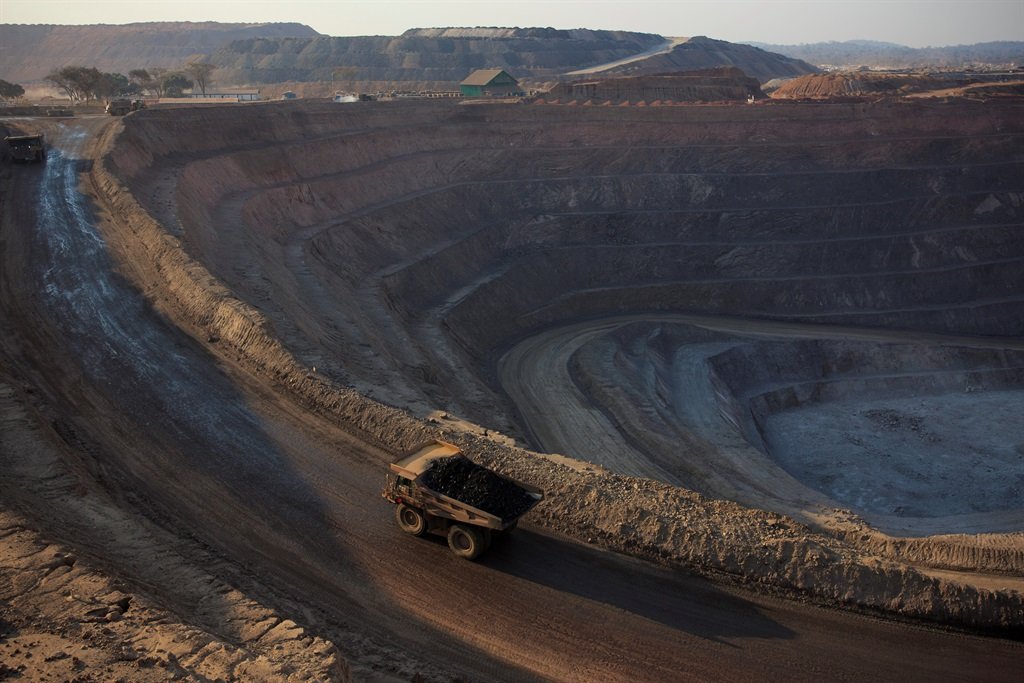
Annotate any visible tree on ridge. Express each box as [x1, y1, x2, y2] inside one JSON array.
[[186, 61, 215, 96], [0, 79, 25, 101]]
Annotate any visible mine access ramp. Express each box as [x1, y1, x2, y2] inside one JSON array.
[[382, 440, 543, 559]]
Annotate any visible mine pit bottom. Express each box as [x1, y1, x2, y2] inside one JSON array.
[[761, 389, 1024, 518]]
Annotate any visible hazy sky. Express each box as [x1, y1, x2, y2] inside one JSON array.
[[1, 0, 1021, 47]]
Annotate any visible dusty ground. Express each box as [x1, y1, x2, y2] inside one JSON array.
[[2, 99, 1023, 681]]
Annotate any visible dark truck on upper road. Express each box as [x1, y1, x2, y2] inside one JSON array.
[[105, 98, 146, 116], [4, 134, 46, 163], [382, 440, 544, 559]]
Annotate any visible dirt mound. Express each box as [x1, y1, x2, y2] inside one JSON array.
[[602, 36, 817, 83], [771, 71, 953, 99], [422, 455, 536, 520], [544, 67, 764, 103]]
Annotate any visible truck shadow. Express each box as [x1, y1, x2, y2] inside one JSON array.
[[482, 528, 797, 644]]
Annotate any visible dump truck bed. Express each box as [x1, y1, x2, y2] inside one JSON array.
[[390, 440, 463, 480]]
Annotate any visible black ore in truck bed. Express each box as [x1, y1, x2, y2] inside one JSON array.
[[422, 455, 535, 521]]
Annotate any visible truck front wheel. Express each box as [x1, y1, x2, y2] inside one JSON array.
[[447, 524, 489, 560], [395, 504, 427, 536]]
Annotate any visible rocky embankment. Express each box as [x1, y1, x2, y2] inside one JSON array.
[[771, 72, 957, 99], [90, 99, 1024, 632]]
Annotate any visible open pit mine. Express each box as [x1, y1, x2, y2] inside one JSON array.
[[2, 96, 1023, 681]]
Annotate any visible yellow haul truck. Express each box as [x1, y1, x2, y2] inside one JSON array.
[[382, 441, 544, 560]]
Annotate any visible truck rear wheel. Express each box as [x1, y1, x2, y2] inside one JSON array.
[[447, 524, 489, 560], [395, 504, 427, 536]]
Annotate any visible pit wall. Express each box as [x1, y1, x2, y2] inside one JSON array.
[[94, 101, 1024, 632], [104, 98, 1024, 426], [711, 340, 1024, 413], [107, 102, 1024, 383]]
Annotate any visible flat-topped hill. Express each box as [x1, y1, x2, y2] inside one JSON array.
[[0, 22, 318, 82]]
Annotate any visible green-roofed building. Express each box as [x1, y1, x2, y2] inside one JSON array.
[[459, 69, 521, 97]]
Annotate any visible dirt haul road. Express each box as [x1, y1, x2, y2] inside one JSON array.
[[0, 116, 1022, 682]]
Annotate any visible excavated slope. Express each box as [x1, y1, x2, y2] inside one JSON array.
[[100, 98, 1024, 629], [603, 36, 818, 82], [545, 67, 765, 103]]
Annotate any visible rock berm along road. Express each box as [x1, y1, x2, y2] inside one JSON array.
[[0, 102, 1022, 681]]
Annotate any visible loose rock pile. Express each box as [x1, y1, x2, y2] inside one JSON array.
[[422, 455, 536, 521]]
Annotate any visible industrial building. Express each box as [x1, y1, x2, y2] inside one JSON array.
[[459, 69, 521, 97]]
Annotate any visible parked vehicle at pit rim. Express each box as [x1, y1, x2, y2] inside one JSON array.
[[105, 98, 146, 116], [4, 134, 45, 163], [382, 441, 544, 559]]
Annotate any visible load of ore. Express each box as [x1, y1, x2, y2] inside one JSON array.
[[422, 455, 536, 521]]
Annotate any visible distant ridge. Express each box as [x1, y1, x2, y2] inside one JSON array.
[[749, 40, 1024, 68], [209, 28, 666, 86], [210, 30, 816, 87], [0, 22, 320, 82], [0, 23, 853, 90]]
